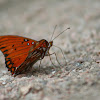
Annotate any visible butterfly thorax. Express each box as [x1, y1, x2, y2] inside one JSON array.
[[38, 39, 53, 59]]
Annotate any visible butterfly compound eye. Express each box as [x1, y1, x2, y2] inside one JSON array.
[[48, 41, 53, 48]]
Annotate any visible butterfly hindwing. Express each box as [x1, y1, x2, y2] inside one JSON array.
[[0, 35, 37, 75], [14, 45, 42, 75]]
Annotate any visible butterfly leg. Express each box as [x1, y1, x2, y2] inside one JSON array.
[[48, 52, 63, 68], [53, 45, 67, 66], [38, 60, 42, 68], [48, 53, 57, 68]]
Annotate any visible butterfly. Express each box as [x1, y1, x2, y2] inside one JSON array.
[[0, 27, 70, 76]]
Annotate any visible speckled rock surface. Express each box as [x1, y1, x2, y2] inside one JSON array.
[[0, 0, 100, 100]]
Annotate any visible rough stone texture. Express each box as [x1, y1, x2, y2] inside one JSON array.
[[0, 0, 100, 100]]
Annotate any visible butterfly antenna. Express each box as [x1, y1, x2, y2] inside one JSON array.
[[52, 27, 70, 41], [50, 25, 57, 41]]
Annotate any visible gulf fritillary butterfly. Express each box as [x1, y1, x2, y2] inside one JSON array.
[[0, 27, 70, 76]]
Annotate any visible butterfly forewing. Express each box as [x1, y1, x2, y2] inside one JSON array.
[[0, 35, 37, 75]]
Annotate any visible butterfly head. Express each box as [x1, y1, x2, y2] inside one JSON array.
[[39, 39, 53, 49], [48, 41, 53, 48]]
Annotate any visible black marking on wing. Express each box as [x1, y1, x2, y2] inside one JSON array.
[[5, 58, 12, 68], [3, 50, 8, 53], [24, 39, 29, 41], [5, 58, 16, 74], [5, 54, 9, 57], [0, 47, 5, 49], [22, 42, 24, 44]]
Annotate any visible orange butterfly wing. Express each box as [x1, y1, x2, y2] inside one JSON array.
[[14, 47, 42, 75], [0, 35, 37, 75]]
